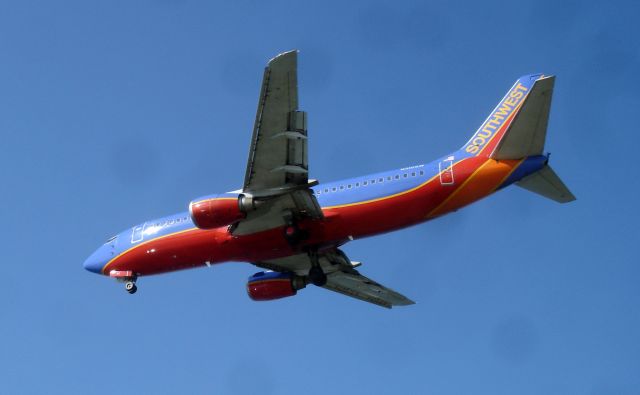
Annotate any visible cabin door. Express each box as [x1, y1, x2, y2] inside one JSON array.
[[131, 223, 145, 243], [439, 157, 455, 185]]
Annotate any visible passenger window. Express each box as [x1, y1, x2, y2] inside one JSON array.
[[387, 176, 392, 181], [340, 186, 344, 190], [420, 170, 424, 176], [411, 172, 416, 177], [348, 184, 352, 189], [363, 181, 368, 186], [371, 179, 375, 184], [379, 178, 383, 183], [332, 187, 337, 192], [395, 175, 400, 180], [403, 174, 408, 178], [355, 182, 360, 187]]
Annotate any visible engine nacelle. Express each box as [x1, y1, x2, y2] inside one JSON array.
[[247, 271, 306, 302], [189, 193, 246, 229]]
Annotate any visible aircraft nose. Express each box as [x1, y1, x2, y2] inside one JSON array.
[[83, 245, 111, 274]]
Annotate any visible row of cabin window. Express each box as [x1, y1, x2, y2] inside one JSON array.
[[316, 170, 425, 195], [150, 217, 190, 228]]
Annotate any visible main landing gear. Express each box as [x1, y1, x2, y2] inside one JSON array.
[[307, 250, 327, 286]]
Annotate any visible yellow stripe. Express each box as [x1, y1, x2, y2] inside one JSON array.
[[101, 227, 199, 274], [427, 158, 492, 217]]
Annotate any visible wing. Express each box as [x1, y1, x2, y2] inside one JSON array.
[[235, 50, 321, 235], [323, 270, 415, 309], [244, 50, 309, 192], [257, 249, 415, 309]]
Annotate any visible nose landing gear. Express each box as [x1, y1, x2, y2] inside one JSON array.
[[108, 270, 138, 295], [125, 280, 137, 294]]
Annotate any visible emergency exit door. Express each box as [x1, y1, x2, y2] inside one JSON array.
[[439, 157, 455, 185]]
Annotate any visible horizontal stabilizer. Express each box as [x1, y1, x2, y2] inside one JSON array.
[[516, 165, 576, 203]]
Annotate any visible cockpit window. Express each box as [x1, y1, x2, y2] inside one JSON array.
[[105, 235, 118, 244]]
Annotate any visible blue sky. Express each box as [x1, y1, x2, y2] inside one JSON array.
[[1, 1, 639, 394]]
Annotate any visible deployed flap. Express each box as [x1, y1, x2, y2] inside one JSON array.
[[256, 249, 415, 309], [244, 50, 309, 192], [516, 165, 576, 203], [492, 76, 555, 159]]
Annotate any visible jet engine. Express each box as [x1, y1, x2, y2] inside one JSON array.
[[189, 193, 254, 229], [247, 271, 306, 301]]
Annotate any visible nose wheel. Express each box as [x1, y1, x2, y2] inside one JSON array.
[[109, 270, 138, 294], [125, 281, 137, 294]]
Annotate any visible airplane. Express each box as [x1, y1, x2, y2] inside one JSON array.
[[83, 50, 575, 308]]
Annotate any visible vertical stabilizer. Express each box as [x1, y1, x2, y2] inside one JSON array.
[[491, 76, 555, 160], [461, 74, 554, 160]]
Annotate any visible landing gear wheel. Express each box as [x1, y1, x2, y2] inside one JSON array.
[[308, 265, 327, 287], [125, 281, 137, 294]]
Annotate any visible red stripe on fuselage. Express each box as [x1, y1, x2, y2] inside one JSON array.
[[428, 159, 521, 218], [102, 156, 524, 276]]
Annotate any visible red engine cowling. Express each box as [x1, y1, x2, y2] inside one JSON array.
[[247, 271, 306, 301], [189, 194, 246, 229]]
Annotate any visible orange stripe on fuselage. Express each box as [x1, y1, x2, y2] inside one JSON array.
[[427, 159, 521, 218]]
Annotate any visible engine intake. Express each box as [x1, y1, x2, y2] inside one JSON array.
[[247, 271, 306, 301], [189, 193, 245, 229]]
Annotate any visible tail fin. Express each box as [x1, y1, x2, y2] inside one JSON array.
[[461, 74, 576, 203], [517, 164, 576, 203], [462, 74, 554, 159]]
